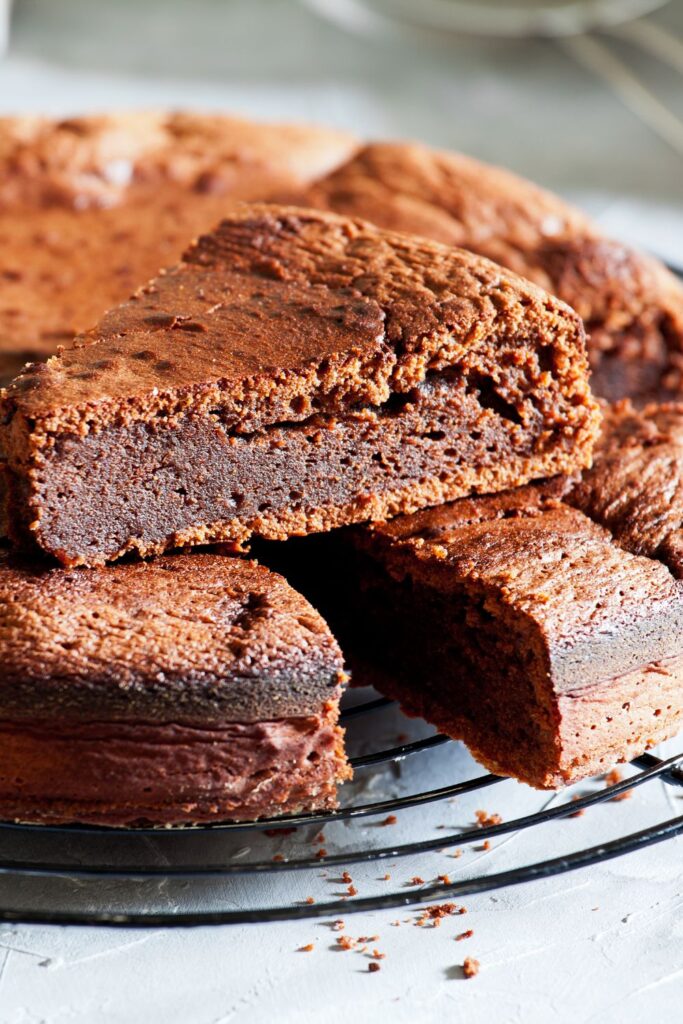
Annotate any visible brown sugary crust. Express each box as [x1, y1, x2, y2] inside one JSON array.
[[0, 551, 346, 722], [569, 400, 683, 576], [1, 203, 599, 568], [0, 711, 350, 827], [328, 483, 683, 788], [0, 111, 357, 365], [302, 142, 683, 404]]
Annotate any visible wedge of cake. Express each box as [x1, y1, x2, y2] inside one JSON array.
[[0, 112, 356, 380], [569, 401, 683, 575], [278, 481, 683, 788], [0, 203, 599, 568], [0, 551, 349, 826], [302, 142, 683, 403]]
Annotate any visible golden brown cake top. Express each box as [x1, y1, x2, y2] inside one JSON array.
[[0, 112, 358, 367], [0, 111, 357, 210], [303, 142, 683, 402], [3, 203, 597, 438]]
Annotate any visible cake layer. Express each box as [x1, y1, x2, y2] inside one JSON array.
[[0, 711, 347, 826], [302, 142, 683, 403], [569, 401, 683, 576], [0, 112, 357, 373], [0, 551, 344, 721], [0, 550, 350, 825], [1, 204, 599, 567], [286, 484, 683, 788]]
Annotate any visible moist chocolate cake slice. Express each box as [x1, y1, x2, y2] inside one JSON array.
[[302, 142, 683, 404], [1, 203, 599, 568], [0, 111, 356, 380], [0, 551, 350, 826], [569, 401, 683, 576], [290, 483, 683, 788]]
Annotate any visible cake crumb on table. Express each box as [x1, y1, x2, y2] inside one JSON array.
[[416, 903, 464, 927], [368, 962, 381, 973], [383, 815, 398, 825], [347, 884, 358, 896], [305, 896, 315, 905], [341, 871, 353, 884], [462, 957, 480, 978], [298, 944, 314, 952], [456, 930, 474, 941]]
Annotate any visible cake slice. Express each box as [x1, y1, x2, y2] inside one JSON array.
[[0, 111, 356, 379], [569, 401, 683, 576], [302, 142, 683, 403], [1, 203, 599, 568], [284, 482, 683, 788], [0, 551, 349, 826]]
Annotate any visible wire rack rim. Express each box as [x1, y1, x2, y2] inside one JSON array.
[[2, 810, 683, 929]]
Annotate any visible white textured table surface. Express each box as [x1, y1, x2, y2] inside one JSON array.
[[1, 2, 683, 1021]]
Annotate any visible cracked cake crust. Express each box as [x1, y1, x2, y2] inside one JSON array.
[[302, 142, 683, 404]]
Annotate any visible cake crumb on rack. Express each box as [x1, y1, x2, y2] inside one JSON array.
[[475, 810, 502, 827]]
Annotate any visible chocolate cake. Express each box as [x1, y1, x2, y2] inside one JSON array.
[[0, 551, 350, 826], [284, 482, 683, 788], [0, 203, 599, 568], [302, 142, 683, 403], [0, 112, 356, 379], [569, 401, 683, 576]]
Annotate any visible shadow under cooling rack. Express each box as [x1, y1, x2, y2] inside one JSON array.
[[1, 693, 682, 927]]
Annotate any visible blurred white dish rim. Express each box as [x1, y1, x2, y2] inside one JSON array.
[[302, 0, 669, 38], [0, 0, 12, 55]]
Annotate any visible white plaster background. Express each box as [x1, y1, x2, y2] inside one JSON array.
[[1, 1, 683, 1020]]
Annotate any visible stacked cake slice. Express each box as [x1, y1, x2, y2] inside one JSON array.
[[1, 204, 598, 566]]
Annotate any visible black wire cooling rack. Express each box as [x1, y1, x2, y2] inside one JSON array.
[[1, 693, 682, 928]]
